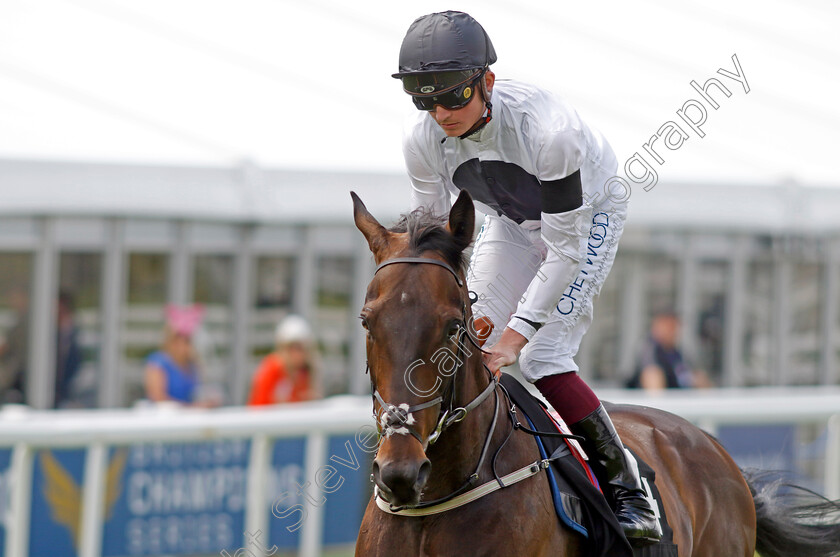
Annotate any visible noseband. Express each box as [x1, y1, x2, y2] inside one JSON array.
[[369, 256, 496, 450]]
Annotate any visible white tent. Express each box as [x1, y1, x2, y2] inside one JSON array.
[[0, 0, 838, 187]]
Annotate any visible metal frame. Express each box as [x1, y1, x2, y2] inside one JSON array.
[[27, 217, 58, 410], [4, 215, 840, 409], [821, 238, 839, 385], [98, 219, 124, 407], [723, 236, 748, 387]]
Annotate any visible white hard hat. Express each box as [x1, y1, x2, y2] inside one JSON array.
[[275, 315, 313, 345]]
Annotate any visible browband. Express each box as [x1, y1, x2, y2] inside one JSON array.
[[374, 257, 464, 287]]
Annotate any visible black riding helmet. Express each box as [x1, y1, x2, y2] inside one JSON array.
[[393, 11, 496, 112]]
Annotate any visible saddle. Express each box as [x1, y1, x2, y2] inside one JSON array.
[[499, 373, 679, 557]]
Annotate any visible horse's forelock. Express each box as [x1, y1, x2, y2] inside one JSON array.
[[388, 209, 468, 273]]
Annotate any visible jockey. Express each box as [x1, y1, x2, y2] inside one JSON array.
[[393, 11, 662, 546]]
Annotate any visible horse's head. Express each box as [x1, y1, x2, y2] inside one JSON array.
[[351, 190, 476, 507]]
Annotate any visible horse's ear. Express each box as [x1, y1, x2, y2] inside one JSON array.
[[351, 191, 390, 260], [447, 189, 475, 252]]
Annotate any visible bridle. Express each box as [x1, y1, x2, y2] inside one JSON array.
[[366, 254, 585, 514], [367, 255, 500, 509], [369, 257, 496, 447]]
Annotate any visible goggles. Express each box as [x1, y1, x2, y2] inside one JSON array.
[[402, 69, 483, 111]]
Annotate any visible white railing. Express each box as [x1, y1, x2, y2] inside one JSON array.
[[1, 387, 839, 557]]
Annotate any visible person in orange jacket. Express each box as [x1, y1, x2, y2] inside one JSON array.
[[248, 315, 320, 405]]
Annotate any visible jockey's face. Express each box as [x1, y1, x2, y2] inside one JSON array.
[[429, 70, 494, 137]]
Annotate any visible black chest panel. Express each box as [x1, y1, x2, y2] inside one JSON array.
[[452, 159, 541, 224]]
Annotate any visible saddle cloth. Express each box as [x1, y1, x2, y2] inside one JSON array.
[[499, 373, 678, 557]]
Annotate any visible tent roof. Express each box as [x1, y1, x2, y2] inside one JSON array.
[[0, 0, 838, 187]]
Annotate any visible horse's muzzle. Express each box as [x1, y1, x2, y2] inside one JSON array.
[[372, 456, 431, 507]]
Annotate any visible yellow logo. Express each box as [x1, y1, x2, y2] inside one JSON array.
[[41, 448, 127, 549], [464, 87, 472, 100]]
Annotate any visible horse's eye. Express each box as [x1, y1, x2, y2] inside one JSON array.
[[447, 322, 461, 338], [359, 316, 370, 331]]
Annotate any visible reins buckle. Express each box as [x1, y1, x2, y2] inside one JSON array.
[[446, 407, 468, 426]]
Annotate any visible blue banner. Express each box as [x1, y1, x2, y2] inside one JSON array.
[[0, 448, 12, 557], [322, 435, 370, 546], [266, 435, 371, 551], [267, 437, 306, 550], [101, 440, 249, 557], [29, 448, 87, 557], [717, 424, 797, 472], [22, 435, 371, 556]]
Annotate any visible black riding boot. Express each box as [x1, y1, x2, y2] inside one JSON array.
[[570, 404, 663, 546]]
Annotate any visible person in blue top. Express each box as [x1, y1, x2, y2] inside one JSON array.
[[144, 305, 204, 404]]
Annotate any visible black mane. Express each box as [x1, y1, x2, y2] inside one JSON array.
[[388, 208, 470, 273]]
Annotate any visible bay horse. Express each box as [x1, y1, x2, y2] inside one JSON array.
[[351, 189, 840, 557]]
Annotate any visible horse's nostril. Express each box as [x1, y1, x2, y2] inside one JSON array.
[[374, 458, 430, 505], [416, 459, 431, 490], [371, 460, 383, 488]]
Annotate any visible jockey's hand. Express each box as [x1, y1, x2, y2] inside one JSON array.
[[483, 327, 528, 378]]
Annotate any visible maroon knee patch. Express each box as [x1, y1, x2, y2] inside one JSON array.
[[535, 372, 601, 425]]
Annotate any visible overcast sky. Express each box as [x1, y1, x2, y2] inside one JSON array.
[[0, 0, 837, 186]]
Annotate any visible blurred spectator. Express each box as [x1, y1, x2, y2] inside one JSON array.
[[248, 315, 320, 405], [0, 287, 29, 404], [144, 304, 208, 405], [628, 311, 713, 390], [54, 290, 82, 408]]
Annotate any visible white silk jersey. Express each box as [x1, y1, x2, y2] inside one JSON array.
[[402, 79, 624, 342]]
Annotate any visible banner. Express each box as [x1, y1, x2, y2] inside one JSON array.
[[101, 440, 249, 557], [30, 448, 87, 557], [23, 436, 368, 556], [0, 448, 11, 557]]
